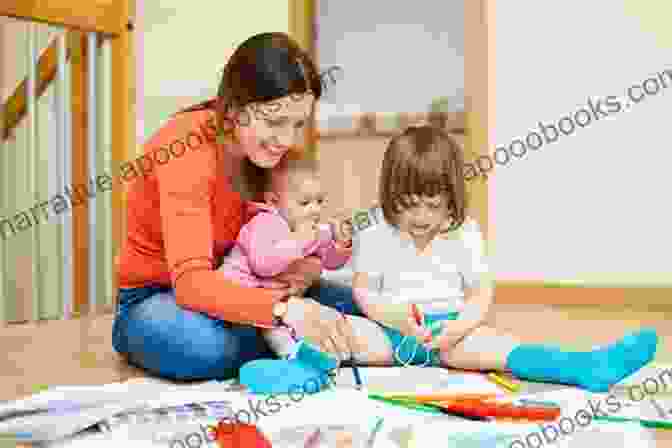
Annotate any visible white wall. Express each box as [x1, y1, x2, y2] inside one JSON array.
[[140, 1, 290, 142], [489, 0, 672, 286], [315, 0, 465, 129]]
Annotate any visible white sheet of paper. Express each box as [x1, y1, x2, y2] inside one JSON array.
[[510, 388, 658, 448], [332, 367, 503, 395]]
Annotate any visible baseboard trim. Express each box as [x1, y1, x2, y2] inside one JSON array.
[[494, 282, 672, 308]]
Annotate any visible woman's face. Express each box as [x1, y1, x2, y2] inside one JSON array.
[[235, 93, 315, 168]]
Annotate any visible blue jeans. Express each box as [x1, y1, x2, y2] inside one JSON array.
[[111, 280, 365, 381]]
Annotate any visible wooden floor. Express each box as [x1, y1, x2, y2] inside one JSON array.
[[1, 303, 671, 444]]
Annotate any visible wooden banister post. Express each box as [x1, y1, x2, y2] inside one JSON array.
[[464, 0, 493, 241], [110, 0, 135, 306], [70, 32, 90, 315], [289, 0, 317, 160]]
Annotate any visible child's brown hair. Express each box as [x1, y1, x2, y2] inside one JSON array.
[[379, 125, 467, 231]]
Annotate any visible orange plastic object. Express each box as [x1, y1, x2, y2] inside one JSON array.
[[215, 421, 272, 448]]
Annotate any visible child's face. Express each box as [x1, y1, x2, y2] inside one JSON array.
[[277, 173, 326, 229], [394, 194, 449, 238]]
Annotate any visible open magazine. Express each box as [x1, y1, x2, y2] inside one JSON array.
[[0, 379, 242, 444]]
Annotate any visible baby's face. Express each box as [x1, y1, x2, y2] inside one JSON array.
[[278, 173, 326, 229]]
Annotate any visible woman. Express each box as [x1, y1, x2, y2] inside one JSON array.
[[112, 33, 361, 381]]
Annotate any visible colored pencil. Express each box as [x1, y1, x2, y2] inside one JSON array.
[[593, 415, 672, 430], [436, 406, 491, 421], [351, 361, 363, 390], [336, 303, 364, 390], [517, 399, 561, 408], [410, 304, 432, 343], [368, 395, 490, 421], [384, 393, 500, 403], [367, 395, 443, 415], [436, 400, 561, 422], [487, 373, 520, 392], [411, 304, 423, 326]]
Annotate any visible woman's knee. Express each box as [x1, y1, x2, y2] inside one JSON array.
[[114, 290, 258, 380], [308, 279, 365, 317]]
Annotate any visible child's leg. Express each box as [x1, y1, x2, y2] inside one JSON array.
[[262, 311, 396, 365], [438, 325, 519, 371], [439, 324, 658, 393], [342, 314, 397, 366]]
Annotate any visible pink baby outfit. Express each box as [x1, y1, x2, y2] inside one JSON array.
[[218, 202, 351, 287]]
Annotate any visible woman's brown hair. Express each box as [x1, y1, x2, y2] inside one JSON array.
[[379, 125, 468, 232], [176, 32, 323, 199]]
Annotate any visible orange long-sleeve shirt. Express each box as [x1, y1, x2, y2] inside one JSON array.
[[116, 107, 284, 327]]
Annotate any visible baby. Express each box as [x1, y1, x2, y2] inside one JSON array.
[[218, 156, 353, 356]]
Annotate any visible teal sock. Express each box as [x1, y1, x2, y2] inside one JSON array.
[[506, 328, 658, 393]]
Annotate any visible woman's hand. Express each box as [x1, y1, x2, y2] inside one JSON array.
[[269, 256, 322, 296], [283, 296, 356, 362]]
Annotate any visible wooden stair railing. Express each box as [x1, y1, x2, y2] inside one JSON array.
[[3, 31, 76, 140], [0, 0, 135, 317], [0, 1, 126, 35]]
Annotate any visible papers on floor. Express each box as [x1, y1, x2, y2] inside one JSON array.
[[0, 378, 245, 444], [5, 364, 667, 447], [411, 419, 538, 448], [331, 367, 502, 395], [508, 388, 658, 448], [266, 424, 371, 448], [613, 361, 672, 390], [412, 417, 656, 448]]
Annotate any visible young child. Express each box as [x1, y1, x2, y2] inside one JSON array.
[[218, 156, 353, 357], [346, 124, 658, 393]]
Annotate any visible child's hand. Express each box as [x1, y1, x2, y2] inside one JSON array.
[[406, 317, 432, 343]]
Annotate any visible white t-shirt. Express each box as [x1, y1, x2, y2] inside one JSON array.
[[351, 211, 489, 313]]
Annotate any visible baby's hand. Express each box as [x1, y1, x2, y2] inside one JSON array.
[[329, 217, 353, 247], [293, 220, 320, 243]]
